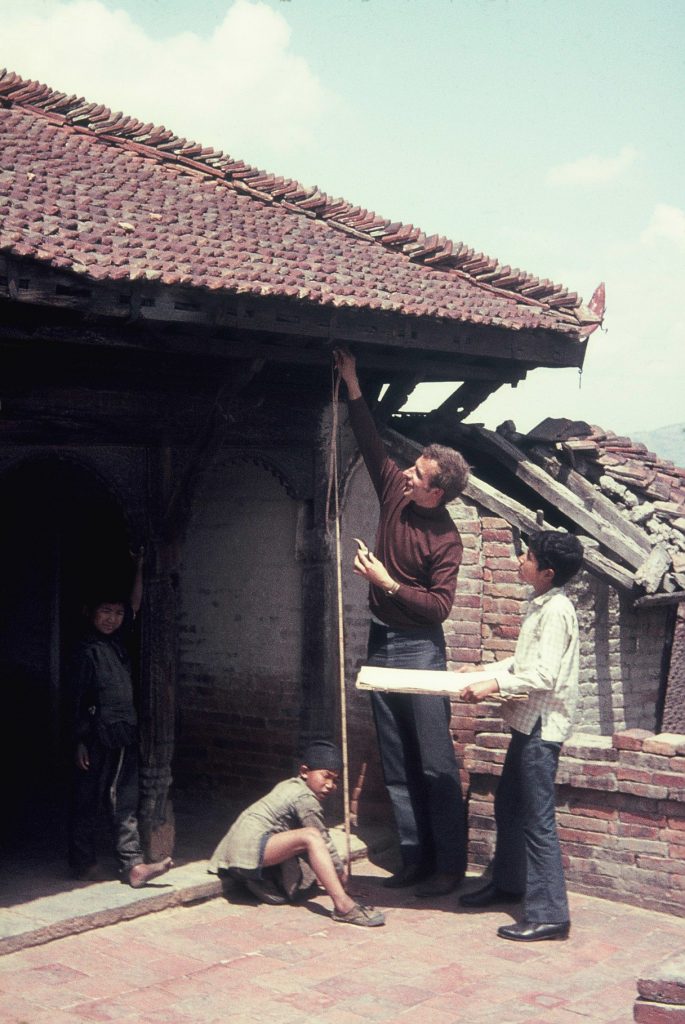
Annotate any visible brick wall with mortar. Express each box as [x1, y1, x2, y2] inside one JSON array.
[[440, 507, 678, 916], [444, 510, 666, 737], [664, 608, 685, 733], [338, 488, 669, 819], [464, 726, 685, 917], [176, 458, 304, 796]]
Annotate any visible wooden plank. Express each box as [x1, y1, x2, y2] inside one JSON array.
[[355, 664, 525, 700], [467, 427, 648, 570]]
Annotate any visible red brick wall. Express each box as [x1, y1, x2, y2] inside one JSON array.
[[444, 507, 666, 736], [463, 718, 685, 917], [176, 459, 304, 797]]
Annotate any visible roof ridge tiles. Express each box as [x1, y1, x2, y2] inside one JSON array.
[[0, 67, 602, 329]]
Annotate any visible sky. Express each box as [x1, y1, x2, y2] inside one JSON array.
[[2, 0, 684, 435]]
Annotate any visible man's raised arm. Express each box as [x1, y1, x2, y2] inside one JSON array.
[[333, 347, 388, 495]]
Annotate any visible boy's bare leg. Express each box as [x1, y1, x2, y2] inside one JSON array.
[[128, 857, 173, 888], [263, 829, 355, 915]]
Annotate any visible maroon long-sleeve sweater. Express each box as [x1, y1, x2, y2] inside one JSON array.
[[347, 395, 463, 631]]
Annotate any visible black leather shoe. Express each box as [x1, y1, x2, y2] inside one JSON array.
[[497, 920, 570, 942], [459, 882, 522, 908], [382, 864, 430, 889]]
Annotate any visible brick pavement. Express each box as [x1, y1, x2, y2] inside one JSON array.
[[2, 859, 685, 1024]]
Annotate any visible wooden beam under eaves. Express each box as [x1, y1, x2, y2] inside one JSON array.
[[431, 379, 513, 423], [0, 254, 587, 369], [375, 374, 422, 424]]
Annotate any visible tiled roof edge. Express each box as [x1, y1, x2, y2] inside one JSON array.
[[0, 69, 600, 330]]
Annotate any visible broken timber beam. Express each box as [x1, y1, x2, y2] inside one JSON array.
[[634, 589, 685, 609], [386, 427, 635, 592], [465, 427, 648, 570], [462, 476, 635, 592], [528, 446, 651, 556]]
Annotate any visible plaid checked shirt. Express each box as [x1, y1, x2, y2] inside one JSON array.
[[493, 587, 579, 742]]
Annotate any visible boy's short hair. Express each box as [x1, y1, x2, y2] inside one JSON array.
[[421, 444, 471, 503], [527, 531, 584, 587], [84, 592, 127, 615]]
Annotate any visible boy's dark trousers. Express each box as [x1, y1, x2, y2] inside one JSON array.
[[69, 738, 144, 875], [367, 621, 466, 876], [492, 720, 569, 924]]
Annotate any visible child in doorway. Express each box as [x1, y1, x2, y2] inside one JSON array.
[[68, 549, 173, 887], [458, 530, 584, 942], [209, 740, 385, 927]]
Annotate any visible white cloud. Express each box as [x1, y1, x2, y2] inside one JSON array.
[[641, 204, 685, 251], [547, 146, 638, 187], [0, 0, 329, 160]]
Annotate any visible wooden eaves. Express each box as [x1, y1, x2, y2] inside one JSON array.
[[0, 249, 589, 440]]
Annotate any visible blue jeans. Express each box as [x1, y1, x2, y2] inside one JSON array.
[[367, 622, 466, 874], [493, 721, 569, 923]]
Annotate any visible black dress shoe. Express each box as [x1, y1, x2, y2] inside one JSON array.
[[382, 864, 430, 889], [459, 882, 522, 908], [497, 920, 570, 942]]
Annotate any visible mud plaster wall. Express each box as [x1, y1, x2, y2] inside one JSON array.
[[176, 458, 303, 795]]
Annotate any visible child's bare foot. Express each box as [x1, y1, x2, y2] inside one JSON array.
[[128, 857, 173, 888]]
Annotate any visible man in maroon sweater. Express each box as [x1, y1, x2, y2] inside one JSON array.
[[335, 348, 470, 895]]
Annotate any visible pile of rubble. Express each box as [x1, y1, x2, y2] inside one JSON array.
[[553, 424, 685, 593]]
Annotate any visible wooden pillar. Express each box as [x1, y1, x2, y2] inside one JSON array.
[[299, 506, 333, 746], [137, 443, 179, 859], [137, 555, 177, 859], [298, 408, 338, 749]]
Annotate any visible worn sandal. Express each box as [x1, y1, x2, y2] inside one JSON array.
[[331, 902, 385, 927]]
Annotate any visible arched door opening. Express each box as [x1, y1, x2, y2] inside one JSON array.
[[0, 456, 131, 857]]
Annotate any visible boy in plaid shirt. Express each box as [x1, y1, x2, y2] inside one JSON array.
[[459, 530, 583, 942]]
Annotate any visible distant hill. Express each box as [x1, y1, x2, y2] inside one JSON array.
[[630, 423, 685, 468]]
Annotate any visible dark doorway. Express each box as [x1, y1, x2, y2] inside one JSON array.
[[0, 456, 131, 855]]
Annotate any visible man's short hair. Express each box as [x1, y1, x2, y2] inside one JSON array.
[[527, 531, 584, 587], [421, 444, 470, 503]]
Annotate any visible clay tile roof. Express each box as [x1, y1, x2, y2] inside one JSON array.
[[0, 70, 603, 339]]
